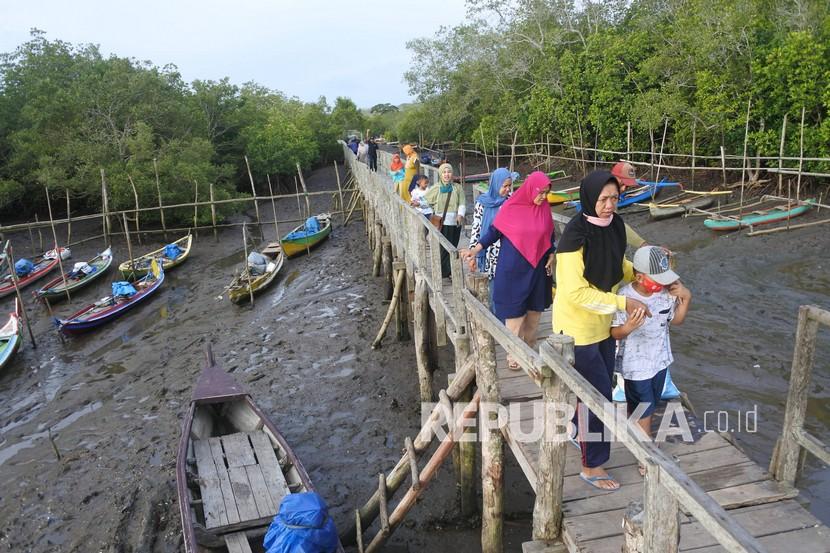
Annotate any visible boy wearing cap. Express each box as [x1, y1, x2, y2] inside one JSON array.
[[611, 161, 638, 192], [611, 245, 691, 459]]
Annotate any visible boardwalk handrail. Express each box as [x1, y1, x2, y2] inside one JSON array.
[[344, 143, 768, 552], [770, 305, 830, 485]]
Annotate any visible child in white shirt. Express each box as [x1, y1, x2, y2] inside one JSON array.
[[409, 175, 433, 217]]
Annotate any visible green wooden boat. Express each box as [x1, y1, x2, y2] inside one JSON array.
[[36, 247, 113, 302], [0, 299, 22, 372], [704, 200, 813, 231], [280, 214, 332, 257], [227, 245, 285, 304]]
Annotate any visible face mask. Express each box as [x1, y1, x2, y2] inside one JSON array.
[[640, 275, 663, 293]]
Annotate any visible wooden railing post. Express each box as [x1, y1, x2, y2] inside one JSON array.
[[770, 305, 820, 485], [644, 459, 681, 552], [382, 237, 393, 300], [532, 334, 572, 542], [413, 271, 433, 402], [467, 272, 503, 553]]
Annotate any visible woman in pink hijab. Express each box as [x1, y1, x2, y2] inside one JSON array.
[[465, 171, 555, 368]]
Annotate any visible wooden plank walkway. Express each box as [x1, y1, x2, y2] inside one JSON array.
[[435, 279, 829, 552]]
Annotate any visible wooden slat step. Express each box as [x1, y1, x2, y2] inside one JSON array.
[[224, 531, 254, 553]]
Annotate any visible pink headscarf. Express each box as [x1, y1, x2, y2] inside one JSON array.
[[492, 171, 554, 267]]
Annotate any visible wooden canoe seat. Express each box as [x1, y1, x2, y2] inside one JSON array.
[[193, 431, 289, 532], [224, 532, 254, 553]]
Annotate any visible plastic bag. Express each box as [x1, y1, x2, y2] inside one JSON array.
[[14, 259, 34, 277], [263, 493, 338, 553], [111, 281, 137, 298], [164, 243, 182, 259]]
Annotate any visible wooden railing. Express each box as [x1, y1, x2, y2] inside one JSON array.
[[770, 305, 830, 485], [343, 143, 769, 553]]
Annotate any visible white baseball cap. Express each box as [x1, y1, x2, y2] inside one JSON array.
[[632, 246, 679, 285]]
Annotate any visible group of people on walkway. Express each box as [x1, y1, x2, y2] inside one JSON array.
[[361, 141, 694, 492], [347, 136, 378, 171]]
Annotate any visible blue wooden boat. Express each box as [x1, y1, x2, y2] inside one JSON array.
[[0, 299, 23, 371], [567, 177, 683, 210], [57, 259, 164, 334]]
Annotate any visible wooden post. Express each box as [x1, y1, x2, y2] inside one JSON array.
[[372, 223, 383, 277], [266, 174, 281, 241], [467, 272, 503, 553], [532, 334, 572, 542], [371, 267, 406, 349], [654, 118, 668, 184], [455, 332, 476, 519], [296, 163, 312, 219], [27, 217, 36, 256], [509, 129, 518, 172], [4, 245, 37, 348], [393, 260, 410, 341], [649, 126, 655, 181], [622, 500, 645, 553], [738, 99, 751, 220], [382, 237, 393, 301], [34, 214, 43, 252], [643, 459, 681, 552], [413, 271, 433, 402], [100, 168, 111, 245], [334, 161, 346, 224], [244, 155, 263, 236], [770, 305, 819, 486], [626, 121, 632, 162], [796, 106, 805, 202], [44, 186, 71, 303], [777, 114, 788, 197], [65, 189, 72, 246], [720, 146, 727, 185], [153, 158, 168, 241], [127, 175, 142, 245], [209, 183, 218, 242], [480, 125, 490, 173]]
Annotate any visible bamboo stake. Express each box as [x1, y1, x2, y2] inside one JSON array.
[[480, 125, 490, 173], [32, 215, 41, 255], [266, 174, 281, 240], [209, 183, 218, 242], [509, 129, 518, 172], [371, 268, 406, 349], [127, 175, 142, 245], [738, 100, 751, 221], [294, 176, 312, 256], [241, 223, 255, 306], [796, 106, 805, 202], [649, 126, 656, 180], [192, 180, 199, 238], [44, 187, 71, 303], [720, 146, 727, 185], [65, 190, 72, 246], [153, 158, 168, 241], [655, 118, 669, 184], [778, 114, 788, 197], [333, 162, 346, 224], [243, 155, 263, 236], [100, 169, 111, 246], [626, 121, 632, 163], [690, 119, 696, 190], [296, 163, 312, 218], [122, 212, 135, 276], [4, 244, 36, 348], [27, 219, 35, 257]]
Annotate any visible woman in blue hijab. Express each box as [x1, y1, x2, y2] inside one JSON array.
[[467, 168, 516, 299]]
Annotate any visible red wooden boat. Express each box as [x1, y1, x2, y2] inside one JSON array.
[[176, 345, 344, 553], [0, 247, 68, 299]]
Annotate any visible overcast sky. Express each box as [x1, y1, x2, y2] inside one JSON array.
[[0, 0, 469, 108]]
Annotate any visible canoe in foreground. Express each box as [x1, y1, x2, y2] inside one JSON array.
[[228, 245, 285, 304], [703, 200, 813, 231], [649, 196, 715, 220], [0, 299, 23, 372], [281, 214, 332, 258], [119, 234, 192, 279], [0, 247, 69, 299], [35, 247, 113, 301], [57, 260, 164, 334], [176, 345, 344, 553]]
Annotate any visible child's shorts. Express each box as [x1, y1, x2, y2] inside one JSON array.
[[624, 368, 668, 419]]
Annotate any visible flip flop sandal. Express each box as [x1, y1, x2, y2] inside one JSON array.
[[579, 472, 620, 491], [506, 356, 520, 370], [638, 464, 646, 477]]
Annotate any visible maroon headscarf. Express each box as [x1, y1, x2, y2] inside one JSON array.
[[492, 171, 554, 267]]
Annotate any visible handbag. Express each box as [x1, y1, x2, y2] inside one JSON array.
[[429, 187, 454, 231]]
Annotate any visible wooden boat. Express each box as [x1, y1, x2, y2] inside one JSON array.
[[280, 214, 332, 258], [547, 188, 580, 205], [119, 233, 192, 279], [475, 171, 570, 197], [567, 178, 683, 211], [0, 299, 23, 371], [0, 247, 69, 299], [649, 195, 715, 220], [704, 200, 814, 231], [177, 345, 344, 553], [57, 260, 164, 334], [35, 247, 113, 302], [227, 244, 285, 304]]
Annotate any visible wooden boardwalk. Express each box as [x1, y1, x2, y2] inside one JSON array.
[[435, 283, 830, 552], [350, 146, 830, 553]]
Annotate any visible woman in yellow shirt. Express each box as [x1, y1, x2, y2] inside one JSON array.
[[400, 144, 420, 203], [553, 170, 650, 491]]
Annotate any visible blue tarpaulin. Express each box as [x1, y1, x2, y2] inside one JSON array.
[[263, 493, 339, 553], [164, 243, 182, 259], [111, 281, 137, 297], [284, 217, 321, 241], [14, 259, 34, 277]]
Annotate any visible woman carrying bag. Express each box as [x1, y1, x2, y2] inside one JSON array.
[[424, 163, 466, 278]]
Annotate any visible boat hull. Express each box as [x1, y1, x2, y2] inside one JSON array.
[[281, 216, 332, 258], [228, 251, 285, 304], [0, 247, 68, 299], [36, 250, 113, 301], [649, 196, 715, 220], [119, 234, 192, 279], [704, 201, 813, 231], [0, 302, 22, 371]]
